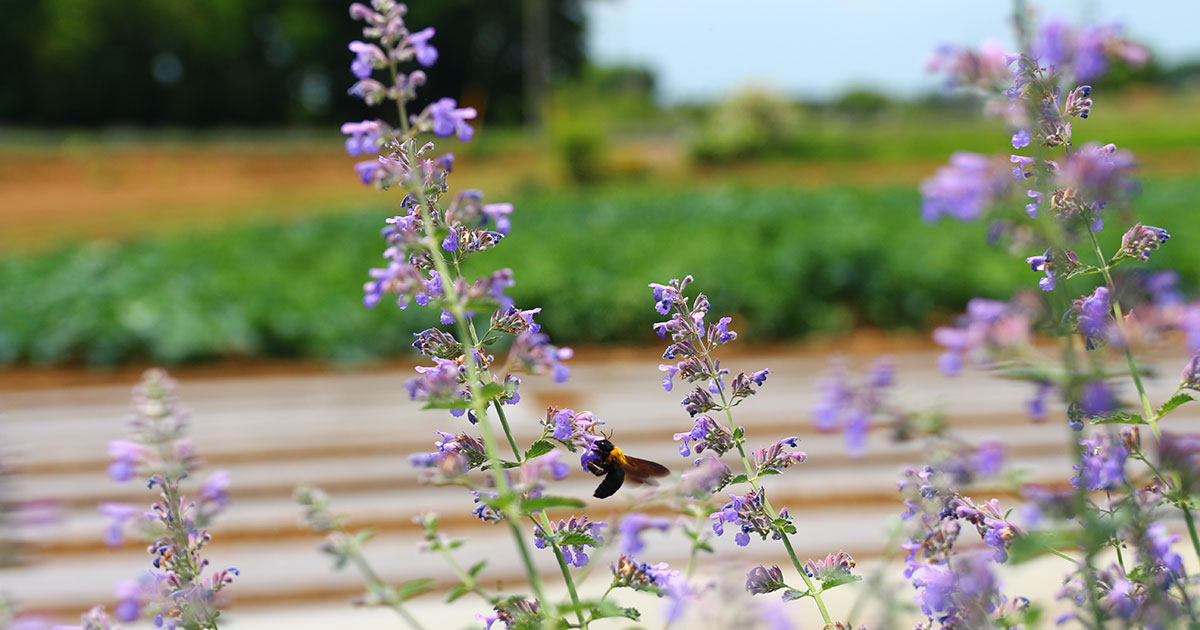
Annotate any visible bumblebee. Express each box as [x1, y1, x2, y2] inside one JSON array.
[[586, 439, 670, 498]]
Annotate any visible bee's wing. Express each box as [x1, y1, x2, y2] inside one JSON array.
[[593, 467, 625, 499], [621, 455, 670, 479]]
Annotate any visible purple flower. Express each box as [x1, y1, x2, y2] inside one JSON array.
[[1071, 433, 1127, 490], [1009, 154, 1034, 180], [347, 40, 385, 79], [1024, 250, 1056, 291], [406, 27, 438, 67], [1080, 380, 1115, 416], [113, 578, 150, 622], [107, 439, 144, 482], [405, 357, 463, 404], [509, 331, 573, 383], [710, 489, 783, 547], [340, 120, 382, 157], [1075, 286, 1111, 347], [197, 470, 231, 513], [1011, 128, 1031, 149], [745, 565, 785, 595], [619, 513, 670, 555], [920, 152, 1010, 222], [481, 203, 513, 234], [1025, 189, 1041, 218], [1145, 523, 1185, 577], [1065, 84, 1093, 118], [673, 415, 734, 457], [533, 515, 606, 568], [658, 363, 679, 391], [677, 457, 731, 498], [426, 97, 478, 143], [99, 502, 139, 548], [1119, 223, 1170, 261]]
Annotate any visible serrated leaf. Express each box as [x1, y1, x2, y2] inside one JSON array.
[[1063, 265, 1102, 280], [820, 574, 862, 590], [523, 439, 555, 461], [481, 460, 522, 470], [396, 578, 435, 601], [467, 560, 487, 578], [781, 588, 810, 601], [1156, 392, 1195, 418], [732, 426, 745, 440], [729, 473, 748, 485], [521, 495, 586, 513], [1090, 411, 1146, 425], [758, 468, 781, 476], [558, 531, 599, 547]]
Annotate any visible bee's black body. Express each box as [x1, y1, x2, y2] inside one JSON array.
[[587, 439, 668, 499]]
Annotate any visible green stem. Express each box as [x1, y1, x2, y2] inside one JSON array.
[[437, 545, 494, 603], [493, 399, 524, 462], [1181, 502, 1200, 566], [531, 513, 588, 629], [690, 336, 835, 627], [350, 552, 428, 630], [1085, 230, 1159, 437], [404, 142, 553, 619], [683, 509, 708, 579]]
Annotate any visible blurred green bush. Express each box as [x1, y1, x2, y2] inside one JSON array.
[[1, 180, 1196, 366]]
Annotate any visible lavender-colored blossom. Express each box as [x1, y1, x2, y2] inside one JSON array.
[[926, 41, 1016, 91], [509, 330, 572, 383], [672, 415, 734, 457], [933, 298, 1029, 375], [1079, 380, 1115, 416], [1028, 381, 1053, 422], [1065, 84, 1093, 118], [341, 120, 383, 157], [751, 437, 807, 474], [404, 357, 464, 404], [347, 40, 385, 79], [533, 515, 606, 568], [1024, 250, 1056, 291], [99, 502, 139, 548], [1071, 433, 1127, 490], [745, 565, 786, 595], [1056, 142, 1137, 213], [1119, 223, 1170, 261], [406, 27, 437, 66], [920, 152, 1010, 222], [1144, 523, 1185, 578], [1011, 128, 1031, 149], [426, 97, 478, 142], [710, 489, 785, 547], [1025, 189, 1041, 218], [677, 457, 731, 498], [804, 551, 856, 585], [954, 497, 1018, 562], [1074, 286, 1111, 347], [619, 513, 670, 556], [107, 439, 145, 482]]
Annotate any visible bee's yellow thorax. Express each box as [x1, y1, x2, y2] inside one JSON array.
[[610, 446, 628, 465]]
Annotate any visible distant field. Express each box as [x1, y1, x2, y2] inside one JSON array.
[[2, 90, 1199, 250], [1, 178, 1196, 366]]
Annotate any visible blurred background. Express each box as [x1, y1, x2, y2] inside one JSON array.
[[3, 0, 1200, 627]]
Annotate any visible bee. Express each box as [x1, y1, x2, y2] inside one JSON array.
[[586, 438, 670, 498]]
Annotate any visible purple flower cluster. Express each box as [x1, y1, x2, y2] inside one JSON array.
[[533, 515, 606, 568], [672, 414, 735, 457], [919, 152, 1011, 222], [676, 457, 732, 498], [652, 276, 768, 414], [1119, 223, 1170, 262], [933, 298, 1030, 375], [811, 357, 897, 457], [803, 551, 856, 585], [745, 564, 786, 595], [710, 489, 788, 547], [1033, 19, 1148, 82], [541, 407, 607, 469], [1073, 285, 1112, 348], [96, 370, 236, 629], [952, 496, 1019, 562], [409, 431, 487, 477], [1070, 432, 1128, 491], [750, 437, 807, 474]]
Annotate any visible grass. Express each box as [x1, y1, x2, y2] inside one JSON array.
[[2, 177, 1196, 367]]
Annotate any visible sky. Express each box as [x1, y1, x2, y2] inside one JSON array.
[[585, 0, 1200, 103]]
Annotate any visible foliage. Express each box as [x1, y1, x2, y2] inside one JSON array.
[[5, 179, 1200, 366]]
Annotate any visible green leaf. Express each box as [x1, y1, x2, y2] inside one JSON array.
[[820, 574, 862, 590], [1006, 530, 1082, 565], [396, 578, 435, 601], [1156, 392, 1195, 418], [521, 495, 586, 513], [421, 398, 471, 411], [558, 600, 640, 621], [444, 583, 469, 603], [478, 381, 506, 401], [728, 473, 749, 485], [1091, 411, 1147, 425], [1063, 265, 1102, 280], [558, 531, 600, 547], [758, 468, 781, 476], [781, 588, 810, 601], [468, 560, 487, 578], [523, 439, 555, 461], [732, 426, 745, 440]]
